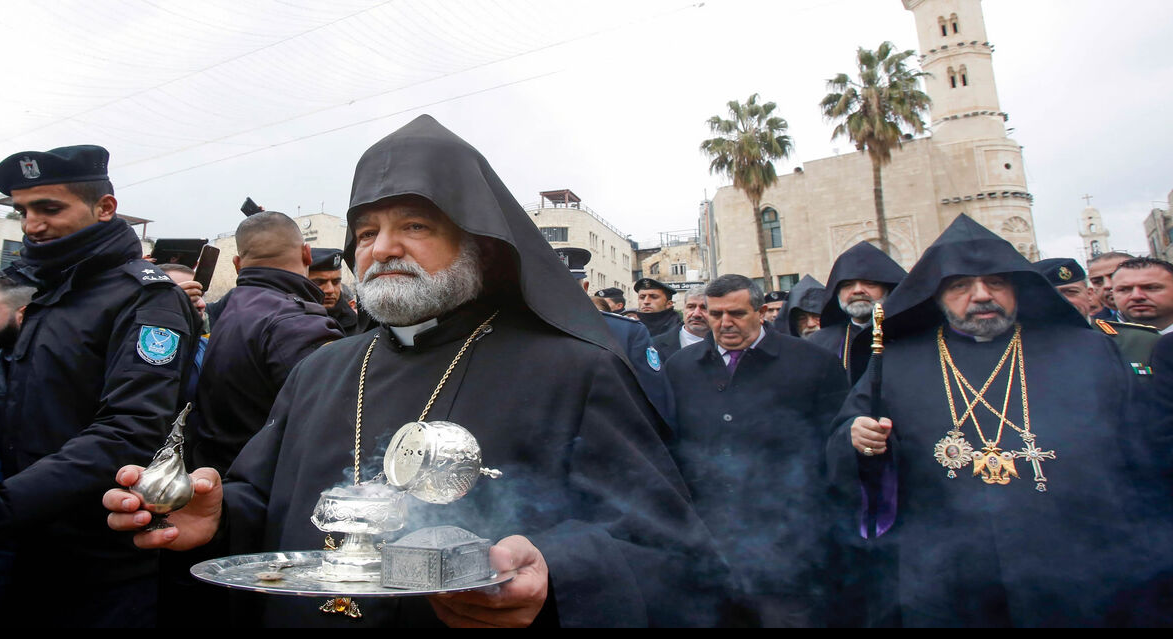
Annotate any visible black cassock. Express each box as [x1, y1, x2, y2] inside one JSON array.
[[220, 301, 726, 627], [828, 322, 1171, 626]]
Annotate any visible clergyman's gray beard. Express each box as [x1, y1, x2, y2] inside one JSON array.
[[357, 240, 483, 326], [940, 300, 1017, 339], [840, 297, 879, 320]]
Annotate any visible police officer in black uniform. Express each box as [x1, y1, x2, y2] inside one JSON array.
[[0, 145, 198, 626], [308, 247, 360, 337], [556, 248, 675, 435], [1034, 257, 1161, 380], [189, 213, 343, 475]]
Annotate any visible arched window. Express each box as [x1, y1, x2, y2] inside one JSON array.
[[939, 17, 948, 37], [950, 13, 960, 34], [1090, 240, 1102, 257], [959, 65, 969, 86], [761, 208, 782, 248], [948, 66, 958, 88]]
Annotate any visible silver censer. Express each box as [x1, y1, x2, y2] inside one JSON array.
[[130, 403, 195, 530], [380, 421, 502, 589]]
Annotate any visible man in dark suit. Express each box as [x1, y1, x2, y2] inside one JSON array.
[[665, 274, 848, 626], [652, 285, 708, 362]]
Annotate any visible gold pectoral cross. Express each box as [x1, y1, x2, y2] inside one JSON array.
[[1013, 434, 1056, 492], [973, 447, 1019, 485]]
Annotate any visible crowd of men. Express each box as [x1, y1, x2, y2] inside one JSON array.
[[0, 117, 1171, 627]]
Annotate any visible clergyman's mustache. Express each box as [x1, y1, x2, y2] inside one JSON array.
[[964, 301, 1007, 321], [362, 259, 425, 283]]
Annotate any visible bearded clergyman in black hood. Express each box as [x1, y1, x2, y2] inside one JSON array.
[[807, 241, 906, 383], [827, 214, 1173, 627], [105, 115, 727, 627]]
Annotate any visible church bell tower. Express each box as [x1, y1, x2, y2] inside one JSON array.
[[903, 0, 1039, 259]]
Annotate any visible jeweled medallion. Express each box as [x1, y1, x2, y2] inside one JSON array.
[[934, 433, 974, 471], [973, 448, 1018, 485]]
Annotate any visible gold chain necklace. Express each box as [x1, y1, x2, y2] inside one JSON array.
[[932, 324, 1055, 491], [352, 310, 499, 485], [320, 310, 498, 619], [841, 323, 851, 370]]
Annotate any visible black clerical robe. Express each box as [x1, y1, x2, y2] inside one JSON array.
[[220, 302, 726, 627], [827, 322, 1169, 627]]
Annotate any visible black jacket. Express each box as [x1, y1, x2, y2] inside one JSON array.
[[0, 219, 198, 599], [189, 267, 342, 473], [666, 329, 848, 617]]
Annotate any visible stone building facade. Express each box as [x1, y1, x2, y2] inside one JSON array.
[[1079, 204, 1112, 261], [709, 0, 1039, 288], [525, 189, 637, 297], [638, 232, 707, 292], [1143, 190, 1173, 262]]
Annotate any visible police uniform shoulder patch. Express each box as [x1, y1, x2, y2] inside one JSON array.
[[122, 261, 174, 286], [646, 346, 662, 371], [1115, 320, 1162, 334], [137, 326, 180, 365]]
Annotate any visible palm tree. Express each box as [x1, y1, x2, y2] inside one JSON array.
[[700, 94, 793, 292], [821, 41, 931, 255]]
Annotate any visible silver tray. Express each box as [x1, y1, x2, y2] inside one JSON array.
[[190, 550, 514, 597]]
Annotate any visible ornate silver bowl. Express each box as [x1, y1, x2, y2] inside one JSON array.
[[310, 484, 406, 582], [383, 421, 501, 504]]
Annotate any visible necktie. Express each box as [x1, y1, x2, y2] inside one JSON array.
[[726, 349, 744, 374]]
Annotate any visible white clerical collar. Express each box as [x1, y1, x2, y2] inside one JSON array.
[[679, 326, 706, 348], [388, 318, 439, 346], [851, 318, 870, 329], [716, 328, 766, 356]]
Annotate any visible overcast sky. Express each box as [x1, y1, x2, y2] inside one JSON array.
[[3, 0, 1170, 262]]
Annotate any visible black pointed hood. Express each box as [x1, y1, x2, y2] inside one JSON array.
[[785, 275, 825, 337], [819, 241, 907, 327], [343, 115, 621, 358], [881, 214, 1087, 339]]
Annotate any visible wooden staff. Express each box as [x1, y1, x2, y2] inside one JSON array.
[[870, 303, 885, 419]]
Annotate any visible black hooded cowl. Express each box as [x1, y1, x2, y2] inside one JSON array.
[[880, 213, 1087, 340], [783, 274, 825, 337], [818, 241, 907, 327], [343, 114, 625, 363]]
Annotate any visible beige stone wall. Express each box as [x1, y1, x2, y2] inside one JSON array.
[[712, 136, 1038, 283], [527, 206, 636, 296]]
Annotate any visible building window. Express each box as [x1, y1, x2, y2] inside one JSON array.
[[948, 66, 957, 88], [598, 273, 606, 287], [959, 65, 968, 86], [539, 227, 568, 242], [778, 274, 799, 291], [649, 262, 661, 275], [950, 13, 960, 34], [623, 254, 630, 268], [939, 17, 947, 37], [671, 262, 687, 276], [589, 232, 598, 249], [761, 207, 782, 248], [1090, 240, 1102, 257], [611, 247, 617, 262]]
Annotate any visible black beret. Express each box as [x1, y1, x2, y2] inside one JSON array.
[[594, 287, 624, 299], [554, 247, 591, 280], [764, 290, 787, 304], [1031, 257, 1086, 286], [634, 278, 674, 295], [0, 145, 110, 195], [309, 247, 344, 271]]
